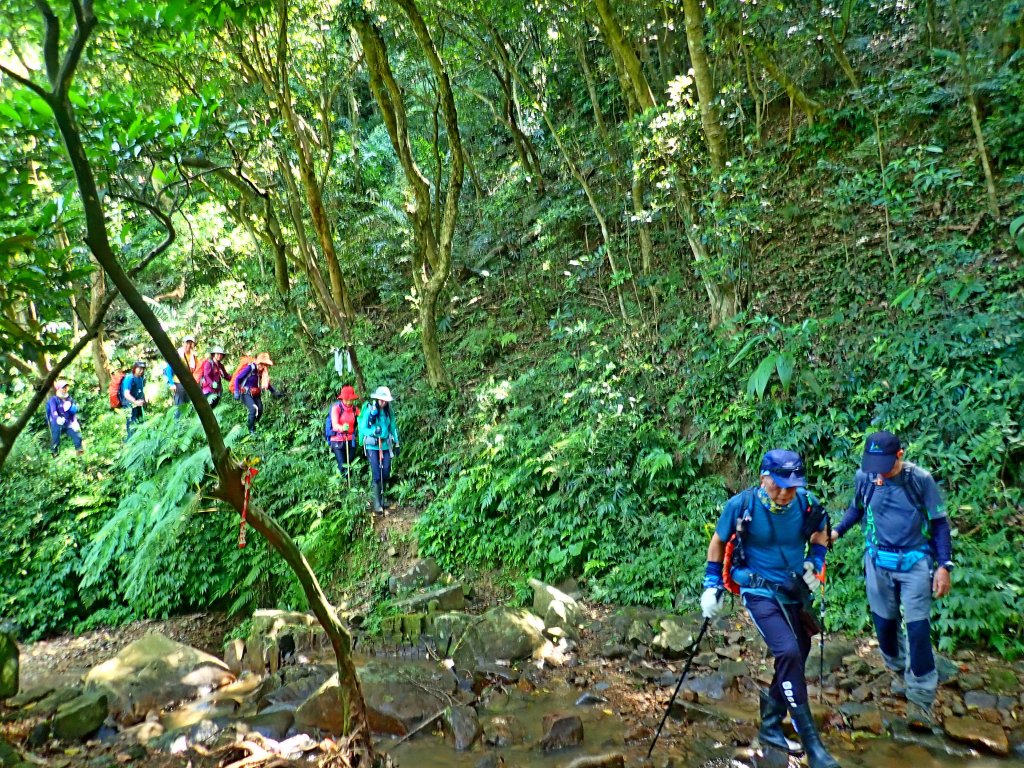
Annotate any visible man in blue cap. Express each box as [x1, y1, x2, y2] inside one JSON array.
[[701, 449, 839, 768], [831, 431, 953, 729]]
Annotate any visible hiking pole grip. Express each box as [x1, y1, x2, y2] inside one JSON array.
[[647, 616, 710, 758]]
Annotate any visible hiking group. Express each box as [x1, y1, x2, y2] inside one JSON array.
[[57, 334, 398, 513], [694, 432, 953, 767]]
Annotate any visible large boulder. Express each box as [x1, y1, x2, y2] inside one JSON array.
[[651, 617, 701, 659], [52, 692, 108, 741], [444, 705, 483, 751], [293, 660, 452, 737], [529, 579, 583, 639], [461, 607, 547, 663], [389, 558, 442, 594], [85, 633, 234, 724], [944, 716, 1009, 756], [0, 633, 17, 698], [391, 584, 466, 614]]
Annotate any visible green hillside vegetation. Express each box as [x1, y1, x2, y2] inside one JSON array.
[[1, 0, 1022, 662]]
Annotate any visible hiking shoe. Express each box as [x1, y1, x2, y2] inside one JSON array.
[[907, 702, 936, 731], [890, 673, 907, 698]]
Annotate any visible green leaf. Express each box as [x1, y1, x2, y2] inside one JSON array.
[[775, 352, 795, 392], [1010, 215, 1024, 255], [748, 355, 777, 399]]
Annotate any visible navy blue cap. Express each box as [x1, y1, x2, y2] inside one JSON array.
[[760, 449, 806, 488], [862, 431, 901, 474]]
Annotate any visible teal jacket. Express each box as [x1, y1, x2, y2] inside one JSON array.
[[358, 402, 399, 451]]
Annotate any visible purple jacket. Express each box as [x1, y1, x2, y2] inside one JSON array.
[[46, 395, 78, 425]]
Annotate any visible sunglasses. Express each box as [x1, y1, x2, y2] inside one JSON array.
[[769, 463, 805, 481]]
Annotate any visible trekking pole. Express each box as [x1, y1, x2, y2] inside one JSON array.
[[378, 432, 385, 514], [647, 617, 710, 758], [344, 439, 351, 489], [818, 514, 832, 703]]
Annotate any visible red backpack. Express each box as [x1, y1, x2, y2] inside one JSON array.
[[109, 370, 127, 409], [230, 356, 255, 398]]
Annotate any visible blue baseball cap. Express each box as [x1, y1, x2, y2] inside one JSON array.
[[862, 431, 901, 474], [760, 449, 806, 488]]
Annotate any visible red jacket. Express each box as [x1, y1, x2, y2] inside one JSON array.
[[330, 402, 359, 443]]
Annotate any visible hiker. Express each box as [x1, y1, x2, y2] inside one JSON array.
[[46, 380, 83, 457], [831, 431, 953, 729], [199, 346, 229, 407], [232, 352, 281, 434], [121, 361, 147, 438], [700, 449, 839, 768], [166, 334, 200, 417], [358, 386, 399, 514], [328, 385, 361, 479]]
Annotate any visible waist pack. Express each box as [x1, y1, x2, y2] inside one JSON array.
[[871, 547, 928, 572]]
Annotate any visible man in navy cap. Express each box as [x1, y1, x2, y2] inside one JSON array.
[[831, 431, 953, 729], [701, 449, 839, 768]]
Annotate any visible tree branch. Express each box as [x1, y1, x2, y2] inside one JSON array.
[[34, 0, 61, 86], [0, 63, 50, 99]]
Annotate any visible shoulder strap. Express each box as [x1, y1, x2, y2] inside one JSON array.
[[901, 465, 927, 513]]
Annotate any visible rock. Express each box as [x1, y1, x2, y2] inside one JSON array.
[[28, 685, 81, 717], [987, 668, 1020, 694], [392, 584, 466, 614], [8, 684, 54, 707], [483, 714, 526, 746], [540, 713, 584, 751], [717, 661, 748, 686], [249, 610, 325, 664], [937, 656, 960, 684], [462, 607, 547, 663], [295, 660, 450, 736], [958, 673, 984, 691], [238, 710, 294, 741], [0, 633, 17, 698], [715, 645, 743, 662], [529, 578, 583, 638], [575, 692, 608, 706], [475, 755, 503, 768], [259, 665, 333, 710], [680, 673, 727, 701], [26, 721, 51, 748], [223, 639, 245, 676], [850, 707, 884, 734], [805, 639, 857, 679], [598, 643, 630, 660], [964, 690, 999, 710], [943, 716, 1009, 756], [389, 558, 442, 594], [53, 692, 109, 741], [626, 620, 654, 647], [560, 755, 625, 768], [444, 705, 482, 751], [85, 633, 234, 724], [849, 683, 872, 703], [651, 619, 699, 659]]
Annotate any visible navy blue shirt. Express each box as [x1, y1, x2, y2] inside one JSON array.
[[715, 488, 825, 602], [851, 462, 944, 551], [122, 374, 145, 406]]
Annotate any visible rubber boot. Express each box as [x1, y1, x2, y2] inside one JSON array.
[[758, 691, 803, 755], [372, 481, 384, 515], [788, 702, 840, 768]]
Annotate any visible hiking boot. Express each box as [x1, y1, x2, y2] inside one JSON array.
[[906, 701, 936, 731], [372, 482, 384, 515], [788, 702, 840, 768], [889, 672, 907, 698], [758, 691, 803, 755]]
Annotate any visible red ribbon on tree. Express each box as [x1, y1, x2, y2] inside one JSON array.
[[238, 466, 259, 548]]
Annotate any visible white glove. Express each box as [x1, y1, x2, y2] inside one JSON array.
[[700, 587, 725, 619], [56, 417, 66, 426], [802, 562, 819, 592]]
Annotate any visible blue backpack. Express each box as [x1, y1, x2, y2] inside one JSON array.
[[324, 402, 338, 444]]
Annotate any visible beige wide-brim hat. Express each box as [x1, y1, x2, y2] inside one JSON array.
[[370, 386, 394, 402]]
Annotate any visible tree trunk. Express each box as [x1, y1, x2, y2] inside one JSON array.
[[20, 10, 375, 754], [354, 1, 463, 390], [89, 268, 110, 393], [751, 44, 823, 125], [681, 0, 728, 173], [573, 33, 620, 171], [593, 0, 656, 111]]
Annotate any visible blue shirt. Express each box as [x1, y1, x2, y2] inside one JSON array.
[[122, 374, 145, 406], [854, 462, 944, 551], [715, 488, 825, 602]]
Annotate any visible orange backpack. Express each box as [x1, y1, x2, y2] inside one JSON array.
[[109, 370, 127, 409], [230, 356, 255, 398]]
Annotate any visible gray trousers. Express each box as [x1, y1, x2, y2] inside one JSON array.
[[865, 555, 938, 706]]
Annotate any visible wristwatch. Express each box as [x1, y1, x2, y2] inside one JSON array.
[[939, 561, 955, 572]]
